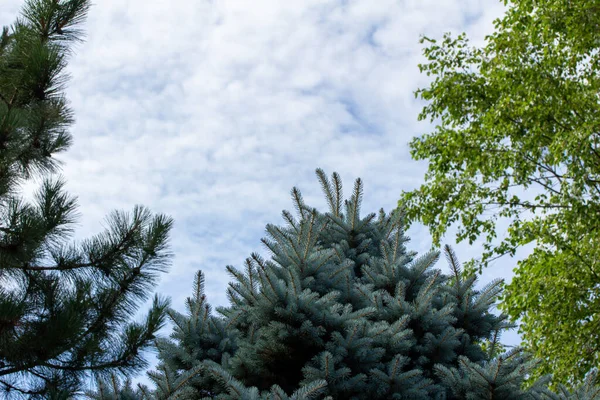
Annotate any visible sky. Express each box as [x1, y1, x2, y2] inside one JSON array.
[[2, 0, 526, 388]]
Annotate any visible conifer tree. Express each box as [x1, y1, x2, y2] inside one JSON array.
[[0, 1, 173, 397], [89, 169, 600, 399]]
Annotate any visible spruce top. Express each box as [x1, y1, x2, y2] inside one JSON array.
[[91, 169, 600, 399]]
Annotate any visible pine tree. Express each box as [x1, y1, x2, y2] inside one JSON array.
[[0, 1, 173, 397], [90, 169, 599, 399]]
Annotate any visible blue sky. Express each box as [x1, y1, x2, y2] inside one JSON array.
[[2, 0, 527, 387]]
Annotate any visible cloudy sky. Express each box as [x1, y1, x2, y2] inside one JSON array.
[[3, 0, 526, 383]]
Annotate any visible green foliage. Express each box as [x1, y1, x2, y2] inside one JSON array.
[[0, 1, 174, 397], [89, 169, 600, 399], [399, 0, 600, 386]]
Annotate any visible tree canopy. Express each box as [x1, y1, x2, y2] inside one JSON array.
[[88, 170, 599, 399], [399, 0, 600, 386]]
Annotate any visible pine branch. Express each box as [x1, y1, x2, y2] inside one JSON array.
[[331, 172, 343, 217], [392, 224, 402, 263], [302, 210, 318, 261], [291, 187, 307, 219], [192, 270, 205, 305], [0, 378, 46, 396], [443, 244, 462, 285], [282, 210, 298, 233], [316, 168, 336, 217], [349, 177, 364, 230], [290, 379, 328, 399]]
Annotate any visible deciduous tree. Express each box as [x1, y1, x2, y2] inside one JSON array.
[[399, 0, 600, 386]]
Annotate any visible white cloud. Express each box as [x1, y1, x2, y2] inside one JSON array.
[[2, 0, 516, 386]]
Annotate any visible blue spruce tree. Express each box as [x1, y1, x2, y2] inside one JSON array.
[[89, 169, 599, 399]]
